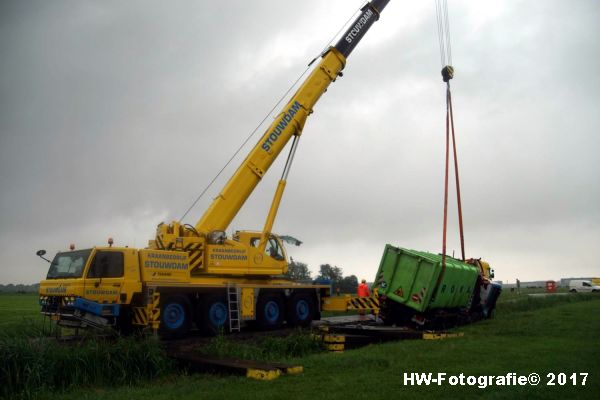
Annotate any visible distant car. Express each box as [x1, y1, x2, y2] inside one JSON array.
[[568, 280, 600, 293]]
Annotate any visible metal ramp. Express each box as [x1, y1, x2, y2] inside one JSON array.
[[227, 284, 241, 333]]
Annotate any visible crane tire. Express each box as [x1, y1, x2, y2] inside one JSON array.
[[160, 295, 191, 338], [287, 293, 314, 327], [256, 294, 284, 330], [201, 294, 229, 336]]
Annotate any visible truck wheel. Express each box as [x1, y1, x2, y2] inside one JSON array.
[[257, 294, 284, 330], [201, 294, 229, 335], [287, 293, 314, 327], [161, 295, 191, 338], [569, 289, 577, 293]]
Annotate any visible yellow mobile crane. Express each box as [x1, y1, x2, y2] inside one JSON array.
[[38, 0, 391, 337]]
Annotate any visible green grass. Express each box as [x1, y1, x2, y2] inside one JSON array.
[[1, 291, 598, 399], [0, 293, 40, 327], [0, 335, 171, 400], [0, 294, 171, 399], [45, 295, 600, 399], [199, 329, 322, 362]]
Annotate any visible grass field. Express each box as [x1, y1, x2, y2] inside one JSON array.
[[0, 293, 40, 325], [1, 292, 598, 399], [0, 293, 47, 338]]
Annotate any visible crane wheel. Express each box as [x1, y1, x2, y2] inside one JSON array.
[[200, 294, 229, 336], [160, 295, 191, 338], [286, 293, 314, 327], [256, 294, 284, 330]]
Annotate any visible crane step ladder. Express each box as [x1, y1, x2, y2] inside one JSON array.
[[227, 284, 241, 333]]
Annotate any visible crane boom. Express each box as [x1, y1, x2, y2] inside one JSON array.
[[195, 0, 390, 234], [150, 0, 390, 276]]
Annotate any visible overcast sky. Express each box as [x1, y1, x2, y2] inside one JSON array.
[[1, 0, 599, 284]]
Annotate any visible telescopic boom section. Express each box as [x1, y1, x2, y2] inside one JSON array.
[[194, 0, 390, 234]]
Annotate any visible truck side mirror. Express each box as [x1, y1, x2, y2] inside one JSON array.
[[36, 249, 50, 263]]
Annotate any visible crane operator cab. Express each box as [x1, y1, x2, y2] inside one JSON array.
[[179, 229, 291, 275], [231, 230, 289, 274]]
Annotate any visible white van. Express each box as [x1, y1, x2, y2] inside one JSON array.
[[568, 280, 600, 293]]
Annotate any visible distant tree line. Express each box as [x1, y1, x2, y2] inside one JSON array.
[[0, 283, 40, 293], [284, 260, 359, 294]]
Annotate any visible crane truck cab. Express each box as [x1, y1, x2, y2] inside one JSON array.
[[39, 246, 142, 329]]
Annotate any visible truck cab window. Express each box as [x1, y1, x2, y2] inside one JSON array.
[[87, 251, 124, 278], [47, 249, 91, 279]]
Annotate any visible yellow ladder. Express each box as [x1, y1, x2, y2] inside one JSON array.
[[227, 284, 241, 332]]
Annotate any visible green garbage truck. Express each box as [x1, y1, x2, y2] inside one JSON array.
[[373, 245, 501, 328]]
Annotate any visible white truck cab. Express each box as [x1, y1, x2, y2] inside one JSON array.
[[568, 280, 600, 293]]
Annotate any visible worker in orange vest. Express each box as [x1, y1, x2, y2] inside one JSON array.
[[357, 279, 370, 297], [357, 279, 370, 316]]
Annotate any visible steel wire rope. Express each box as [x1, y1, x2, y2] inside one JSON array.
[[435, 0, 446, 66], [435, 0, 452, 67], [179, 2, 365, 223], [443, 0, 452, 65]]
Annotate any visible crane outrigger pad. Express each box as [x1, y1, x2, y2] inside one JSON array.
[[166, 351, 302, 381]]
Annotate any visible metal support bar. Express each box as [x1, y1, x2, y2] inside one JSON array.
[[259, 136, 301, 252]]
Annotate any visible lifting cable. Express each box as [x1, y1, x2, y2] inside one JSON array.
[[178, 66, 311, 223], [179, 2, 365, 223], [435, 0, 465, 276]]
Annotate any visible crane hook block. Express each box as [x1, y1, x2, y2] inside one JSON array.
[[441, 65, 454, 82]]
